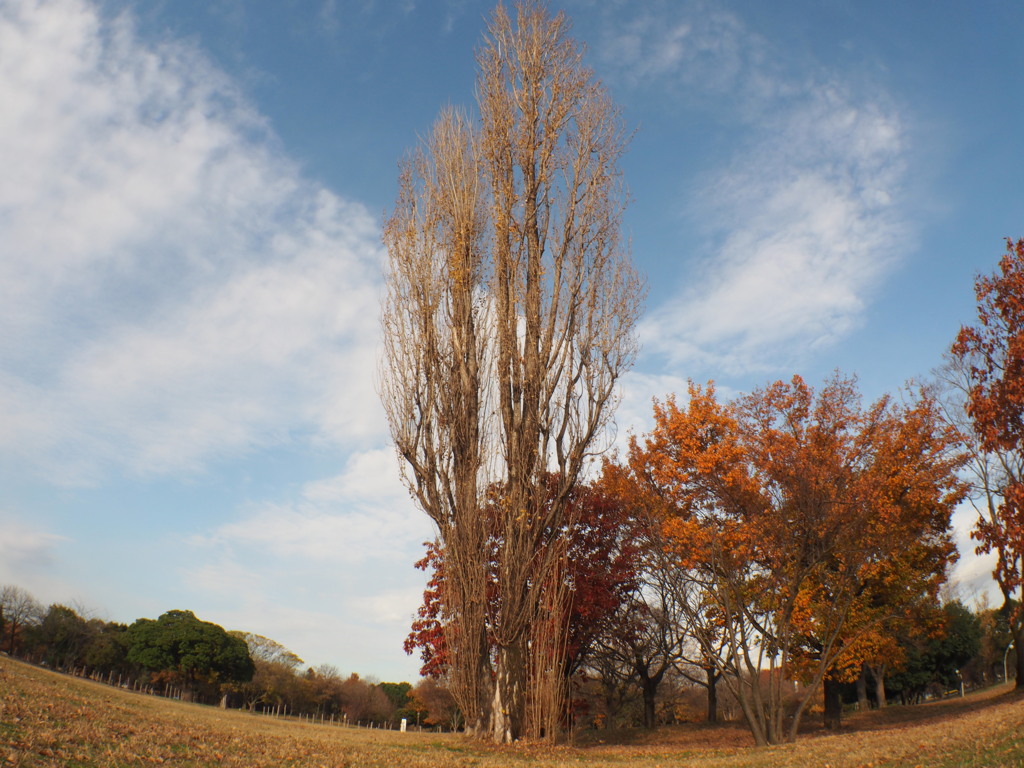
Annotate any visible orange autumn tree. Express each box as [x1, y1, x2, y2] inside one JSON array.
[[628, 374, 965, 745], [786, 388, 963, 729], [951, 237, 1024, 690]]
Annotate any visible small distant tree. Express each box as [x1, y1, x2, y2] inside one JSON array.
[[228, 632, 303, 712], [126, 610, 254, 701], [335, 673, 392, 724], [380, 681, 415, 724], [975, 598, 1018, 684], [411, 677, 460, 730], [30, 604, 90, 670], [235, 632, 304, 669], [0, 584, 42, 656], [82, 620, 130, 675], [887, 601, 982, 703], [303, 665, 342, 718]]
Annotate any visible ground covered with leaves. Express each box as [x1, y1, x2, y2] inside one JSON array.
[[2, 657, 1022, 767]]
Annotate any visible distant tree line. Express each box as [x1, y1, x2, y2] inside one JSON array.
[[0, 586, 452, 728]]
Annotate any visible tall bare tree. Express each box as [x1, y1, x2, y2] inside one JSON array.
[[0, 584, 42, 656], [381, 105, 493, 733], [381, 1, 642, 743]]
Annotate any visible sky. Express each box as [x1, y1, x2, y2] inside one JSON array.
[[1, 0, 1022, 682]]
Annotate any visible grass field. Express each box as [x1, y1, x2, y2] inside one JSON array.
[[2, 656, 1022, 767]]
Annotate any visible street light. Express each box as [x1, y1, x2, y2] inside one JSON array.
[[1004, 642, 1014, 685]]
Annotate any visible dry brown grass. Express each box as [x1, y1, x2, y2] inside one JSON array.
[[2, 656, 1022, 767]]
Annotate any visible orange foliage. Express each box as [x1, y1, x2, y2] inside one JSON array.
[[626, 373, 966, 744]]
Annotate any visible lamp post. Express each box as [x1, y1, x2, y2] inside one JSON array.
[[1004, 642, 1014, 685]]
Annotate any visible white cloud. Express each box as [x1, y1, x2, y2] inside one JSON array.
[[596, 3, 775, 107], [643, 89, 906, 374], [949, 503, 1001, 607], [0, 0, 384, 482], [610, 370, 692, 446], [0, 514, 66, 576], [318, 0, 339, 35], [347, 585, 429, 626], [0, 0, 433, 681], [596, 3, 910, 376], [0, 512, 74, 605], [198, 448, 431, 562], [180, 559, 427, 679], [183, 448, 434, 678]]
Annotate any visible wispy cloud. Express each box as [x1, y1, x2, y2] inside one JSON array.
[[0, 514, 66, 576], [595, 2, 782, 111], [317, 0, 340, 35], [0, 512, 70, 603], [180, 556, 426, 677], [644, 88, 906, 373], [197, 448, 430, 563], [0, 0, 384, 482], [185, 447, 433, 677], [949, 504, 999, 607], [595, 2, 909, 375], [609, 370, 694, 448]]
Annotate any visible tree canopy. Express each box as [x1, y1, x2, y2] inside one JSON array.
[[622, 374, 965, 744], [126, 610, 254, 696]]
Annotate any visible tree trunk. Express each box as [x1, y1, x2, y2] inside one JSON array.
[[856, 663, 869, 710], [735, 685, 769, 746], [705, 666, 719, 723], [492, 640, 527, 743], [634, 661, 664, 730], [823, 677, 842, 730], [641, 677, 658, 729], [1013, 620, 1023, 690], [870, 664, 888, 708]]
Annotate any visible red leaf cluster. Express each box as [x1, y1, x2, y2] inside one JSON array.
[[952, 238, 1024, 600], [404, 475, 644, 679]]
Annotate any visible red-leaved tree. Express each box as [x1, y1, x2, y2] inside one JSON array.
[[951, 237, 1024, 689], [405, 476, 644, 731]]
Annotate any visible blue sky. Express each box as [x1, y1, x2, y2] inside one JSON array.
[[1, 0, 1021, 682]]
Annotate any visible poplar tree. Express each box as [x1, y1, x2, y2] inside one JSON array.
[[380, 1, 642, 742]]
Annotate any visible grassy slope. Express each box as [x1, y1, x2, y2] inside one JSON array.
[[2, 656, 1022, 768]]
